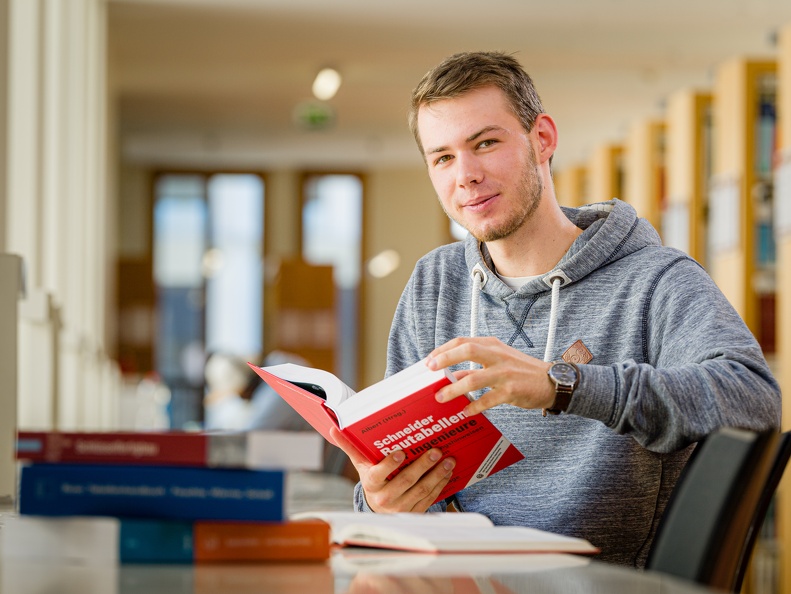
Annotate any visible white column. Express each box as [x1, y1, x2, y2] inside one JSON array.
[[6, 0, 114, 431], [18, 290, 60, 429], [0, 0, 9, 251], [0, 254, 23, 505], [5, 0, 42, 284]]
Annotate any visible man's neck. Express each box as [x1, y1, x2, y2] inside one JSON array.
[[485, 198, 581, 278]]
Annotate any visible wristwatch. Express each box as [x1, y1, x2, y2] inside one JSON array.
[[544, 361, 580, 416]]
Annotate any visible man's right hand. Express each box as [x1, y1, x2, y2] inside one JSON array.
[[329, 426, 456, 513]]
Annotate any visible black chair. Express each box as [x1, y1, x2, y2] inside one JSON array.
[[646, 427, 791, 593]]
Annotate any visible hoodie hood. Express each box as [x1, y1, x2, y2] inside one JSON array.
[[463, 199, 662, 300]]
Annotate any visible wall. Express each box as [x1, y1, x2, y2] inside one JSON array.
[[362, 167, 445, 387]]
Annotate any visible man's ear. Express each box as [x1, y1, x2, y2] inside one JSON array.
[[533, 113, 558, 165]]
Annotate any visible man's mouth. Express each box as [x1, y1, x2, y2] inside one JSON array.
[[464, 194, 498, 211]]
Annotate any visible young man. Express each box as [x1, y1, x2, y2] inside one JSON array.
[[330, 51, 781, 567]]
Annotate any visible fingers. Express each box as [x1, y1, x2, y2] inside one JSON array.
[[427, 336, 496, 371], [365, 448, 412, 485], [434, 367, 492, 403], [331, 424, 456, 513], [365, 448, 456, 513], [427, 337, 556, 414]]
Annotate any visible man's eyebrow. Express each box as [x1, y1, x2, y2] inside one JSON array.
[[467, 125, 503, 143], [424, 125, 505, 156]]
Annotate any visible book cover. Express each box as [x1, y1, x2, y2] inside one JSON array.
[[16, 430, 323, 471], [193, 519, 330, 562], [18, 463, 285, 522], [251, 359, 524, 503]]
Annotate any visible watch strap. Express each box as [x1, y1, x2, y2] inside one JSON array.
[[544, 382, 574, 415]]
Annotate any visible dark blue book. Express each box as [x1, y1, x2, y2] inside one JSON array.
[[19, 463, 285, 522]]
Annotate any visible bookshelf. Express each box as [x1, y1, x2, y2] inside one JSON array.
[[709, 58, 777, 354], [554, 165, 588, 208], [777, 21, 791, 594], [624, 119, 666, 234], [587, 142, 624, 203], [664, 90, 713, 266]]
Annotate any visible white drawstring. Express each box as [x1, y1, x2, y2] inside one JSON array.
[[470, 264, 487, 370], [543, 276, 562, 362]]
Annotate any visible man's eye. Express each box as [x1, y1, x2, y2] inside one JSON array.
[[434, 154, 452, 165], [478, 139, 497, 148]]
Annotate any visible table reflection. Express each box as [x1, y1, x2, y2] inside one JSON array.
[[0, 551, 715, 594]]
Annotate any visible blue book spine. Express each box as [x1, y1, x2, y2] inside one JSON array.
[[19, 463, 285, 522], [119, 518, 194, 563]]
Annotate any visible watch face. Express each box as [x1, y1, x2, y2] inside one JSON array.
[[550, 362, 577, 385]]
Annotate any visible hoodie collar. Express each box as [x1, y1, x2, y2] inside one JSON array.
[[463, 199, 659, 297]]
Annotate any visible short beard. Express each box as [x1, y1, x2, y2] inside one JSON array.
[[447, 150, 543, 243]]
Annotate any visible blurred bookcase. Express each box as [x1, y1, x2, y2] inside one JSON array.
[[554, 164, 588, 208], [709, 57, 777, 357], [777, 21, 791, 594], [587, 142, 624, 204], [664, 90, 713, 266], [624, 119, 666, 234]]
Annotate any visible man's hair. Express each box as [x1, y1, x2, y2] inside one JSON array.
[[408, 51, 545, 157]]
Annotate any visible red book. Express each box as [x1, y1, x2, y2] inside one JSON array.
[[15, 429, 323, 471], [250, 359, 524, 503]]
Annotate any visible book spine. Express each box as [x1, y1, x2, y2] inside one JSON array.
[[119, 518, 194, 563], [193, 520, 330, 562], [16, 431, 210, 466], [1, 516, 327, 564], [19, 463, 285, 522], [16, 430, 324, 471]]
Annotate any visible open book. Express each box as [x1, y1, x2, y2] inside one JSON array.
[[292, 511, 599, 555], [249, 359, 524, 503]]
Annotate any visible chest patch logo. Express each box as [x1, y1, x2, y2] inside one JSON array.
[[562, 339, 593, 365]]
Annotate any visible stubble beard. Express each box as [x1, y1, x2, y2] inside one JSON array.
[[445, 152, 544, 243]]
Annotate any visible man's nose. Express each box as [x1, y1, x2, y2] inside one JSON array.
[[456, 154, 484, 187]]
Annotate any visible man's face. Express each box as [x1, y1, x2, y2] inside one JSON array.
[[417, 86, 543, 243]]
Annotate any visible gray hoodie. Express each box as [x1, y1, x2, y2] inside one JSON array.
[[354, 198, 781, 567]]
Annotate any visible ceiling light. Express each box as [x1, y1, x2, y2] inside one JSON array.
[[312, 67, 342, 101]]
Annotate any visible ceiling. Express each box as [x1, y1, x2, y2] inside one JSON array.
[[109, 0, 791, 172]]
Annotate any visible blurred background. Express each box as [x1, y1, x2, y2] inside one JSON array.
[[2, 0, 791, 431]]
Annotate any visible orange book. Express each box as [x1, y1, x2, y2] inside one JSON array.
[[193, 519, 330, 563]]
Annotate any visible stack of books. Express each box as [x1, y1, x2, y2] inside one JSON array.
[[1, 429, 332, 564]]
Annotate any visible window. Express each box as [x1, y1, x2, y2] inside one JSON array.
[[302, 173, 363, 388], [153, 172, 264, 428]]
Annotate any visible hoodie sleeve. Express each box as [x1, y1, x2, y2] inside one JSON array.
[[569, 256, 781, 453]]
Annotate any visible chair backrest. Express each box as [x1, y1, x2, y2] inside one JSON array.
[[646, 427, 791, 593]]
